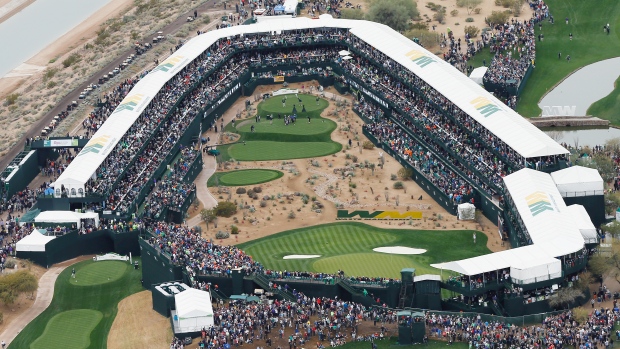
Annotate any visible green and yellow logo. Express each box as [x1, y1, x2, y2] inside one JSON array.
[[152, 55, 185, 73], [77, 135, 111, 157], [470, 97, 502, 117], [112, 94, 145, 114], [525, 191, 554, 216], [405, 49, 437, 68], [337, 210, 423, 220]]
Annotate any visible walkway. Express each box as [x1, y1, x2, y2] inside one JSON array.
[[0, 262, 73, 346], [538, 57, 620, 117]]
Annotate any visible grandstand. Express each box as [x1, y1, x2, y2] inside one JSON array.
[[12, 16, 601, 317]]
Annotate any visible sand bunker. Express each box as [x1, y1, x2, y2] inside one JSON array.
[[283, 255, 321, 259], [373, 246, 426, 255]]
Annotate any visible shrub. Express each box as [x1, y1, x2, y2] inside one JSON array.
[[253, 187, 262, 193], [411, 22, 429, 30], [193, 225, 202, 233], [288, 211, 296, 219], [486, 10, 511, 25], [247, 189, 254, 197], [397, 167, 413, 179], [215, 201, 237, 217], [362, 140, 375, 149], [450, 9, 458, 16], [4, 260, 15, 269], [236, 187, 246, 194], [5, 93, 19, 106], [43, 68, 58, 82], [391, 174, 398, 181], [216, 231, 230, 239], [202, 15, 211, 24], [46, 81, 57, 89], [260, 200, 267, 208], [62, 53, 80, 68], [464, 25, 480, 37], [433, 10, 445, 23], [394, 181, 404, 189], [351, 155, 358, 163], [465, 17, 474, 22], [230, 225, 239, 234], [349, 183, 357, 189], [474, 7, 481, 14]]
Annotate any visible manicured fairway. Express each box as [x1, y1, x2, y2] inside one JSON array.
[[208, 169, 283, 187], [238, 222, 488, 279], [587, 76, 620, 124], [516, 0, 620, 118], [30, 309, 103, 349], [220, 94, 341, 161], [71, 261, 127, 286], [10, 259, 143, 349], [227, 141, 342, 161]]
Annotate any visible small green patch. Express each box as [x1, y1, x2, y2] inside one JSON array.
[[587, 76, 620, 124], [71, 261, 127, 286], [208, 169, 284, 187], [30, 309, 103, 349], [225, 141, 341, 161]]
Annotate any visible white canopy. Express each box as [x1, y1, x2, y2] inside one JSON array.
[[174, 288, 214, 331], [56, 16, 567, 195], [566, 204, 599, 244], [16, 229, 56, 252], [339, 50, 351, 56], [551, 166, 604, 197], [457, 203, 476, 220], [283, 0, 298, 14], [34, 210, 99, 229], [469, 66, 487, 85]]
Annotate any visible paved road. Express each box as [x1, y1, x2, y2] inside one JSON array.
[[0, 0, 226, 172]]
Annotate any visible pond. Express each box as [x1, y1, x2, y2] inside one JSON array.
[[542, 127, 620, 148]]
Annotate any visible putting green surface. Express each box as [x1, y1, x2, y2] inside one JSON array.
[[72, 261, 128, 286], [227, 141, 341, 161], [30, 309, 103, 349], [208, 169, 283, 187], [587, 76, 620, 124], [258, 94, 329, 114], [238, 222, 488, 279], [220, 94, 341, 161]]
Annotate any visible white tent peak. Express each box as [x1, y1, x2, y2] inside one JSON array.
[[551, 166, 604, 197]]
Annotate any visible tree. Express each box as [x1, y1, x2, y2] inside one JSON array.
[[214, 201, 237, 218], [366, 0, 419, 32], [586, 153, 615, 183], [464, 25, 480, 38], [589, 241, 620, 284], [604, 192, 620, 216], [456, 0, 483, 15], [485, 10, 511, 26], [341, 8, 364, 20], [0, 270, 38, 305], [606, 137, 620, 158], [200, 208, 217, 230], [547, 287, 584, 309], [397, 166, 413, 180]]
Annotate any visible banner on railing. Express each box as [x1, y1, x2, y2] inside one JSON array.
[[274, 75, 285, 82], [43, 139, 79, 147]]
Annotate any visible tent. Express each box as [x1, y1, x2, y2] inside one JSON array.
[[283, 0, 297, 14], [16, 229, 56, 252], [174, 288, 214, 332], [274, 5, 285, 14], [566, 205, 599, 244], [457, 203, 475, 220], [550, 166, 604, 197], [35, 211, 84, 228], [339, 50, 351, 56], [469, 67, 487, 85]]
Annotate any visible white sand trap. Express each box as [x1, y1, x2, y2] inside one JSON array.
[[373, 246, 426, 255], [283, 255, 321, 259]]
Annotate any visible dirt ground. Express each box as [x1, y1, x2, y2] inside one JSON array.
[[189, 82, 505, 254], [107, 290, 172, 349]]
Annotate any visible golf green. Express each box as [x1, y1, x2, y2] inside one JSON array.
[[227, 141, 341, 161], [30, 309, 103, 349], [208, 169, 283, 187], [238, 222, 488, 279], [258, 94, 329, 114], [71, 261, 128, 286]]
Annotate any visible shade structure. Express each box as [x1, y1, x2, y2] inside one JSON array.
[[16, 229, 56, 252], [34, 211, 100, 229], [56, 16, 567, 196], [339, 50, 351, 56], [469, 66, 487, 85], [343, 55, 352, 60], [550, 166, 604, 197], [174, 288, 214, 332], [566, 204, 599, 244]]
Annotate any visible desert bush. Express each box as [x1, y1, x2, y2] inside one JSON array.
[[236, 187, 247, 194], [450, 9, 458, 16], [193, 225, 202, 233], [391, 174, 398, 180], [253, 187, 262, 193], [393, 181, 404, 189], [62, 53, 81, 68], [464, 25, 480, 37], [351, 155, 358, 163], [216, 231, 230, 239], [433, 9, 446, 23], [362, 140, 375, 149], [474, 7, 481, 14], [465, 17, 474, 22], [215, 201, 237, 217], [231, 225, 239, 234], [486, 10, 511, 25], [4, 260, 15, 269], [47, 81, 57, 89], [411, 22, 429, 30], [397, 167, 413, 179], [260, 201, 267, 208], [247, 189, 254, 197], [288, 211, 296, 219], [349, 183, 357, 189], [5, 93, 19, 106]]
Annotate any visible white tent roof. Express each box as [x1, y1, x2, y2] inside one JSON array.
[[175, 288, 213, 319], [35, 210, 83, 224], [551, 166, 604, 197], [283, 0, 298, 14], [56, 16, 567, 193], [469, 66, 487, 85], [566, 204, 599, 244], [503, 168, 585, 256], [16, 229, 56, 252]]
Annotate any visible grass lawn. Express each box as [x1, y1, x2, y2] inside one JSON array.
[[30, 309, 103, 349], [207, 169, 284, 187], [516, 0, 620, 118], [219, 94, 341, 161], [587, 76, 620, 123], [237, 222, 488, 279], [71, 261, 128, 286], [10, 259, 143, 349]]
